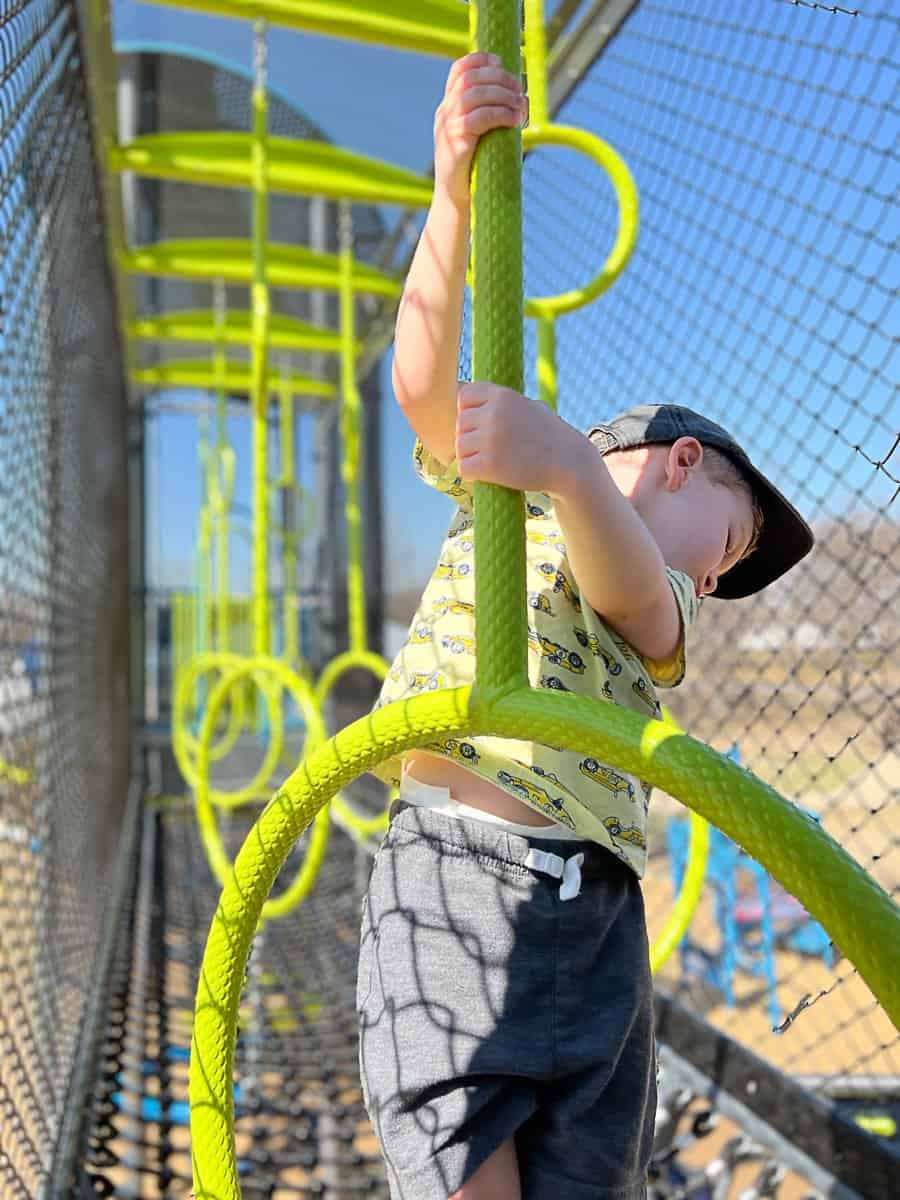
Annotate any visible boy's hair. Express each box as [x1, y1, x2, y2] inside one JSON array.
[[699, 445, 764, 560], [587, 404, 813, 598], [607, 442, 764, 562]]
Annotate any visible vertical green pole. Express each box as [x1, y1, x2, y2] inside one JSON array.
[[251, 21, 271, 658], [279, 367, 300, 665], [537, 315, 557, 410], [471, 0, 527, 698], [196, 414, 212, 705], [523, 0, 549, 127], [339, 201, 366, 656], [214, 279, 231, 652], [524, 0, 558, 412]]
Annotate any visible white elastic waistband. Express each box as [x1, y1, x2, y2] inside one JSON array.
[[398, 773, 579, 842]]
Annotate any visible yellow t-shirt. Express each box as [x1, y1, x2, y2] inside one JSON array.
[[372, 440, 700, 877]]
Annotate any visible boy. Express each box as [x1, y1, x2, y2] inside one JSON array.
[[358, 54, 813, 1200]]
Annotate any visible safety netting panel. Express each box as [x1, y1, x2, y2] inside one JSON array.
[[0, 0, 131, 1194], [82, 806, 386, 1199], [457, 0, 899, 1097]]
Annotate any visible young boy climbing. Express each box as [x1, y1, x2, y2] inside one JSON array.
[[357, 53, 814, 1200]]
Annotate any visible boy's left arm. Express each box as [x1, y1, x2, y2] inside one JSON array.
[[456, 382, 681, 663]]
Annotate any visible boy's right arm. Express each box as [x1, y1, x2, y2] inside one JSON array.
[[392, 53, 525, 466]]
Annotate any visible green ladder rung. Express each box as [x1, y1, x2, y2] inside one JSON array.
[[127, 310, 355, 353], [119, 239, 403, 297], [132, 359, 336, 396], [141, 0, 469, 57], [110, 134, 434, 208]]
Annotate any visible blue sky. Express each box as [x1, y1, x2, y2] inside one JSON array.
[[116, 0, 898, 600]]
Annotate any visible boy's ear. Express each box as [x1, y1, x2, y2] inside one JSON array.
[[664, 436, 704, 490]]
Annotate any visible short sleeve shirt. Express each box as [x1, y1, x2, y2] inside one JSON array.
[[372, 440, 700, 877]]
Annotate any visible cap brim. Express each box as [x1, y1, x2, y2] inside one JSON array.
[[713, 468, 814, 599]]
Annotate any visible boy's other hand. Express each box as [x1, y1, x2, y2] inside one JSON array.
[[456, 382, 585, 496], [434, 53, 527, 211]]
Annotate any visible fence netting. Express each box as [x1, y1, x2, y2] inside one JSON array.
[[1, 0, 897, 1197], [507, 0, 898, 1085], [0, 0, 131, 1194]]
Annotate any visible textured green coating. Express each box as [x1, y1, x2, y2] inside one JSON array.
[[470, 0, 528, 698], [189, 687, 900, 1198]]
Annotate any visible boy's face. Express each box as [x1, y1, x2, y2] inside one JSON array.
[[614, 438, 758, 599]]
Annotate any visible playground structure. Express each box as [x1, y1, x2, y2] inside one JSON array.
[[1, 1, 898, 1198]]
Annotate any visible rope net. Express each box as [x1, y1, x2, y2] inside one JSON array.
[[0, 0, 131, 1193]]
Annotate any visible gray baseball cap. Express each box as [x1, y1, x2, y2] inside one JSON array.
[[586, 404, 814, 599]]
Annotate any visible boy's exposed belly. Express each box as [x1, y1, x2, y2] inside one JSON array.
[[403, 750, 557, 827]]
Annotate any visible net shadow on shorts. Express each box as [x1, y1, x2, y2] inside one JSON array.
[[357, 802, 657, 1200]]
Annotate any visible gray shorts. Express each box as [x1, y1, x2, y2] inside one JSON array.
[[357, 801, 656, 1199]]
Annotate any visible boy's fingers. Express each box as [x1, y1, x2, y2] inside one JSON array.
[[457, 84, 522, 115], [457, 383, 490, 409], [447, 64, 521, 106], [445, 52, 499, 94], [455, 428, 479, 456], [455, 447, 484, 479], [457, 107, 522, 136]]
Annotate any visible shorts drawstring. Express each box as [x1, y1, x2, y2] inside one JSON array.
[[524, 847, 585, 901]]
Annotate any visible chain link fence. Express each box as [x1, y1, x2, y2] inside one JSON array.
[[0, 0, 131, 1193], [507, 0, 898, 1089], [1, 0, 897, 1196]]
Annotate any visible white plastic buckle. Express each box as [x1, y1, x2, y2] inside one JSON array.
[[524, 848, 584, 901]]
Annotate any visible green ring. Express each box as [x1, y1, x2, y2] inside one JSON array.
[[189, 686, 900, 1200]]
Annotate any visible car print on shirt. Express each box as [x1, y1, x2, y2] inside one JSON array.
[[526, 501, 550, 520], [572, 628, 622, 675], [408, 669, 448, 693], [434, 561, 471, 581], [534, 562, 582, 612], [540, 674, 571, 692], [448, 517, 474, 538], [496, 770, 577, 830], [578, 758, 636, 800], [526, 529, 566, 554], [431, 595, 476, 619], [446, 479, 470, 502], [528, 591, 554, 615], [427, 737, 480, 764], [631, 676, 662, 717], [441, 633, 476, 656], [408, 622, 433, 645], [529, 763, 582, 805], [527, 630, 586, 674], [603, 816, 646, 850]]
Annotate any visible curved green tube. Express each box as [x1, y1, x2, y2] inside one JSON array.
[[189, 686, 900, 1199]]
